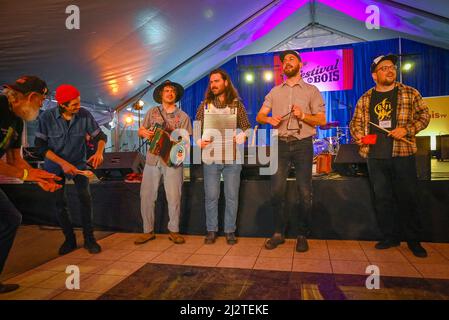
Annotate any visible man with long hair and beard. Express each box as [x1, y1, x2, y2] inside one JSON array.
[[195, 69, 250, 245], [350, 54, 430, 257], [257, 50, 326, 253]]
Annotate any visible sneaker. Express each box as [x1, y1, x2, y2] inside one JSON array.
[[296, 236, 309, 253], [265, 234, 285, 250], [407, 241, 428, 258], [58, 236, 77, 255], [84, 237, 102, 254], [225, 232, 237, 245], [0, 283, 20, 294], [134, 232, 156, 245], [169, 232, 185, 244], [125, 173, 142, 183], [375, 240, 400, 250], [204, 231, 217, 244]]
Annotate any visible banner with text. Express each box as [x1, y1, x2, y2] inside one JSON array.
[[274, 48, 354, 92]]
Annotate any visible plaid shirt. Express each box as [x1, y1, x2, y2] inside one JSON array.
[[349, 82, 430, 158]]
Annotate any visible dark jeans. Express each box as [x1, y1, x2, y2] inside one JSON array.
[[55, 174, 94, 239], [367, 155, 422, 243], [271, 137, 313, 236], [0, 188, 22, 275]]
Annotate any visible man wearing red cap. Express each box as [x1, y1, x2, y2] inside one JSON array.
[[35, 84, 107, 255], [1, 76, 62, 294]]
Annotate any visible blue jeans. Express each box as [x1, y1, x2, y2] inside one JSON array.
[[203, 163, 242, 233], [0, 188, 22, 275], [54, 174, 94, 239]]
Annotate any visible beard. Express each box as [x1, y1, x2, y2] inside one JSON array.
[[283, 64, 300, 78], [211, 86, 225, 97], [377, 73, 396, 86], [379, 77, 395, 86], [18, 102, 40, 121]]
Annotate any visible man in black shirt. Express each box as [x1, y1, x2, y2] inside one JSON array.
[[369, 86, 398, 159], [350, 55, 430, 257], [0, 76, 61, 294]]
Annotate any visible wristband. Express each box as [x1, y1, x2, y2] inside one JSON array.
[[22, 169, 29, 181], [301, 113, 306, 120]]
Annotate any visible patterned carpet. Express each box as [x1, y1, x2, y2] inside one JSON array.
[[98, 263, 449, 300]]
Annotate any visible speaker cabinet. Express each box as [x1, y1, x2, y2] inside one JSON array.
[[93, 152, 145, 180], [332, 144, 368, 176]]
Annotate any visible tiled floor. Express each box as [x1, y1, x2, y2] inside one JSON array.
[[1, 232, 449, 300]]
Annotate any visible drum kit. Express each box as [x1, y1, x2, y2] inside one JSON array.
[[313, 121, 349, 156], [313, 121, 350, 174]]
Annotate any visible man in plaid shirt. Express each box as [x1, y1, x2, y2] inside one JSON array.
[[350, 54, 430, 257]]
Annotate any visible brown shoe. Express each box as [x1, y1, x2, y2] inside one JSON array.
[[169, 232, 185, 244], [134, 232, 156, 245]]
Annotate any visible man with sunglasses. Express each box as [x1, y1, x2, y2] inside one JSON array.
[[1, 76, 62, 293], [350, 54, 430, 257], [256, 50, 326, 252]]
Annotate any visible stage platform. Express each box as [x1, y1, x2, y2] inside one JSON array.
[[2, 174, 449, 243]]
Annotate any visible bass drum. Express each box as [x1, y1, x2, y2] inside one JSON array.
[[313, 139, 330, 156]]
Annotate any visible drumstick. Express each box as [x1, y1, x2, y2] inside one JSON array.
[[369, 121, 413, 145], [251, 125, 259, 147], [76, 170, 94, 178]]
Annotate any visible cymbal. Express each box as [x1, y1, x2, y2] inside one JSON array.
[[319, 121, 340, 130]]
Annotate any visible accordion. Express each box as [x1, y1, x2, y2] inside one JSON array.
[[147, 124, 186, 167]]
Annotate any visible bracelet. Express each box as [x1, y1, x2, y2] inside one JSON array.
[[22, 169, 29, 181], [301, 113, 306, 120]]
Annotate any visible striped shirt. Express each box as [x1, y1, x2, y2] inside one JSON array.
[[349, 82, 430, 158]]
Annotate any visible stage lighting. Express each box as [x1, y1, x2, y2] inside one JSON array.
[[263, 71, 273, 82], [133, 100, 144, 111], [402, 62, 413, 72], [124, 114, 134, 125], [244, 72, 255, 83]]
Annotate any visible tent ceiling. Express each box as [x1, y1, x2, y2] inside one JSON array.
[[1, 0, 448, 111]]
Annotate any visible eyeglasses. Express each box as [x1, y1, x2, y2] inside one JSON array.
[[376, 65, 397, 72]]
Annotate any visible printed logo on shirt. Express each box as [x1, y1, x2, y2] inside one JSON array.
[[374, 98, 392, 128]]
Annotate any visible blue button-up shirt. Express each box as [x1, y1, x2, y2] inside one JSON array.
[[35, 107, 103, 175]]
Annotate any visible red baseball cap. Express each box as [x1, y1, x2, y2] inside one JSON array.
[[55, 84, 80, 105]]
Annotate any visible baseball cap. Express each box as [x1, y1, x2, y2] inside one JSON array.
[[4, 75, 48, 96], [370, 54, 398, 73]]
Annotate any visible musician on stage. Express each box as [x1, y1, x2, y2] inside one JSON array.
[[134, 80, 192, 245], [195, 69, 250, 245], [350, 54, 430, 257], [256, 50, 326, 253], [35, 84, 107, 255], [0, 76, 61, 294]]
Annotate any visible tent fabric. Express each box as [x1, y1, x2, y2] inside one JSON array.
[[1, 0, 449, 113]]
